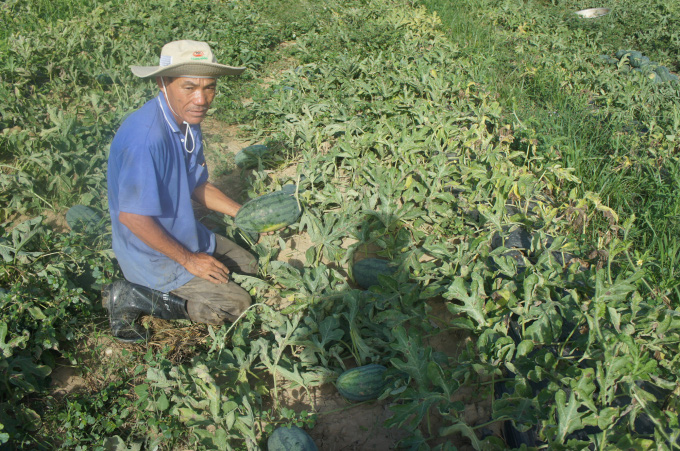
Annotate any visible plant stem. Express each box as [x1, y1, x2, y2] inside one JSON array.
[[471, 416, 512, 430]]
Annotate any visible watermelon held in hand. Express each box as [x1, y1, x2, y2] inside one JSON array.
[[66, 205, 103, 232], [352, 258, 396, 289], [267, 425, 318, 451], [336, 364, 388, 402], [235, 189, 302, 233]]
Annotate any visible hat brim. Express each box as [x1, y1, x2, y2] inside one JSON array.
[[131, 62, 246, 78]]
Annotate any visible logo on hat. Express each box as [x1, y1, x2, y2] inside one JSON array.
[[191, 50, 208, 60]]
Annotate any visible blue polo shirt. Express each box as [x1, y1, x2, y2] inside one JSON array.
[[107, 93, 215, 292]]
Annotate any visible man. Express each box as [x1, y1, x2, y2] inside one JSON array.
[[105, 40, 257, 342]]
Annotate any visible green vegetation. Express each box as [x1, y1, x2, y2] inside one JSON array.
[[422, 0, 680, 301], [2, 0, 680, 449]]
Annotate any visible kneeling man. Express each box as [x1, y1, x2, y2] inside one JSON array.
[[106, 40, 256, 341]]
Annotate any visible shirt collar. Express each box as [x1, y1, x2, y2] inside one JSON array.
[[156, 93, 180, 134], [156, 93, 200, 136]]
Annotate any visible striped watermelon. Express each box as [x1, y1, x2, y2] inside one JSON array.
[[336, 364, 387, 401], [352, 258, 395, 289], [267, 426, 318, 451], [234, 144, 268, 169], [235, 189, 301, 233]]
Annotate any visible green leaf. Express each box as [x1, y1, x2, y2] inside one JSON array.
[[493, 395, 538, 432], [555, 390, 583, 442], [389, 326, 429, 389], [156, 393, 170, 412], [427, 361, 456, 397], [28, 306, 46, 320], [596, 407, 620, 430], [102, 436, 142, 451], [177, 407, 208, 426], [439, 421, 483, 450], [444, 274, 488, 328], [524, 301, 562, 344], [146, 367, 172, 388], [317, 315, 343, 347], [516, 340, 534, 357], [0, 322, 29, 358], [385, 389, 446, 429], [571, 368, 597, 412], [134, 384, 149, 402]]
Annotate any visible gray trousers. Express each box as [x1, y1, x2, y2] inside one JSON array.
[[170, 234, 257, 325]]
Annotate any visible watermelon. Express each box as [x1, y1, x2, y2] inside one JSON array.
[[267, 425, 318, 451], [66, 205, 103, 232], [352, 258, 396, 289], [597, 55, 618, 65], [615, 49, 642, 60], [630, 55, 650, 68], [235, 189, 302, 233], [234, 144, 268, 169], [490, 227, 532, 250], [336, 364, 388, 402], [281, 183, 297, 195], [654, 66, 672, 83]]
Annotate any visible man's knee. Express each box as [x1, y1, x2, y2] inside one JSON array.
[[230, 290, 252, 317], [185, 287, 251, 325]]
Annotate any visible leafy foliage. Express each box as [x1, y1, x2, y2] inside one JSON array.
[[2, 0, 680, 449]]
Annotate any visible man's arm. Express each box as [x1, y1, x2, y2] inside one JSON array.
[[192, 182, 241, 217], [119, 211, 230, 284]]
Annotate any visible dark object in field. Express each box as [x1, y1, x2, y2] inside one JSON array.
[[234, 144, 268, 169], [267, 425, 319, 451], [490, 226, 532, 250], [496, 318, 674, 448], [489, 226, 578, 270], [606, 50, 679, 84], [102, 280, 190, 342], [352, 258, 396, 289]]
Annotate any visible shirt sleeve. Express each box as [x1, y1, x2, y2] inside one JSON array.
[[116, 141, 164, 216]]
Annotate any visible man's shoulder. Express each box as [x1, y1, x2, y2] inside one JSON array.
[[113, 97, 165, 145]]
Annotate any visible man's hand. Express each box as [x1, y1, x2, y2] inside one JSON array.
[[183, 252, 230, 284], [119, 212, 230, 284]]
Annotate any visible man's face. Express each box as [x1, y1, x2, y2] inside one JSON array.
[[157, 76, 217, 125]]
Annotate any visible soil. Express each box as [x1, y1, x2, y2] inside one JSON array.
[[49, 118, 498, 450], [278, 383, 411, 450], [49, 334, 131, 397]]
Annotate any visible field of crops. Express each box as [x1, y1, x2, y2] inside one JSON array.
[[2, 0, 680, 449]]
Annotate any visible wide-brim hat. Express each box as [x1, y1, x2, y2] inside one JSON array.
[[131, 40, 245, 78]]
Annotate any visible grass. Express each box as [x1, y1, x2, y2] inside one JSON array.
[[420, 0, 680, 303]]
